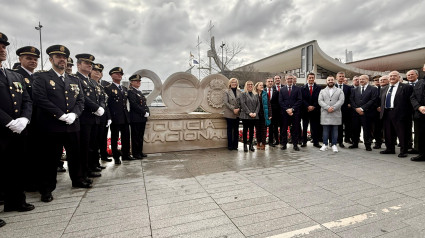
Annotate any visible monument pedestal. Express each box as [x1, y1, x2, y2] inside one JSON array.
[[143, 112, 227, 153]]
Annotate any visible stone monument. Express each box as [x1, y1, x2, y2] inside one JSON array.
[[133, 70, 230, 153]]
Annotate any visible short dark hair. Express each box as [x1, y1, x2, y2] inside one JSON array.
[[307, 72, 315, 77]]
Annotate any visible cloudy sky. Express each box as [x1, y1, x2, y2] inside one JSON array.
[[1, 0, 423, 81]]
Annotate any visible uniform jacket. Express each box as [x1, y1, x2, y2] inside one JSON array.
[[336, 84, 351, 112], [350, 85, 378, 117], [93, 80, 111, 123], [380, 83, 413, 121], [278, 85, 302, 114], [411, 79, 425, 119], [128, 87, 150, 123], [0, 69, 32, 127], [269, 86, 281, 119], [318, 86, 345, 125], [32, 69, 84, 132], [15, 66, 34, 99], [301, 83, 321, 115], [76, 72, 101, 125], [105, 83, 130, 125], [223, 88, 241, 119], [239, 91, 260, 120]]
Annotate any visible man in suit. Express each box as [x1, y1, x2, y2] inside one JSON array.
[[379, 71, 413, 158], [128, 74, 150, 159], [406, 70, 420, 154], [410, 74, 425, 161], [372, 75, 384, 149], [105, 67, 134, 164], [335, 72, 352, 147], [301, 73, 321, 148], [265, 77, 278, 146], [33, 44, 91, 203], [349, 75, 378, 151], [274, 75, 284, 144], [278, 73, 302, 151], [75, 54, 103, 178], [0, 32, 35, 220]]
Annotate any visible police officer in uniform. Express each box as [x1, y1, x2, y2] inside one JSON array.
[[0, 33, 34, 221], [89, 63, 111, 167], [65, 57, 74, 75], [33, 45, 90, 203], [105, 67, 134, 164], [15, 46, 42, 190], [128, 74, 150, 159], [75, 54, 102, 178]]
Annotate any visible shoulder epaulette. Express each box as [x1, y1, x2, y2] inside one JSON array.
[[36, 69, 48, 73]]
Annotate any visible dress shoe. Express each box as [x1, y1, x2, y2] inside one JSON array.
[[365, 147, 372, 151], [269, 143, 275, 147], [133, 155, 143, 160], [4, 202, 35, 212], [249, 144, 255, 152], [41, 193, 54, 203], [344, 139, 352, 144], [122, 156, 136, 161], [411, 155, 425, 161], [301, 143, 307, 147], [114, 159, 122, 164], [98, 165, 106, 170], [84, 178, 93, 184], [0, 219, 5, 228], [281, 145, 287, 150], [348, 145, 358, 149], [57, 166, 66, 172], [293, 145, 300, 151], [373, 145, 381, 149], [101, 157, 112, 162], [380, 150, 395, 154], [339, 143, 345, 148], [398, 153, 408, 158], [72, 181, 92, 188], [273, 142, 280, 146], [313, 143, 321, 148], [408, 149, 419, 154], [243, 143, 248, 152], [91, 167, 102, 172], [88, 172, 101, 178]]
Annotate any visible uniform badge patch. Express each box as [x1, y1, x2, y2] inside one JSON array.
[[50, 80, 55, 87]]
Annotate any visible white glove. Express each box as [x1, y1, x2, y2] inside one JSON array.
[[6, 119, 18, 128], [8, 117, 29, 134], [65, 113, 77, 125], [59, 114, 68, 122], [94, 107, 105, 116], [106, 119, 112, 127], [144, 112, 150, 118]]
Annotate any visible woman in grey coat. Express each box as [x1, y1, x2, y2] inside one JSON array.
[[318, 76, 345, 152], [240, 81, 260, 152], [223, 78, 242, 150]]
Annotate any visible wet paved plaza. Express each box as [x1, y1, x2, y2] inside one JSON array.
[[2, 143, 425, 237]]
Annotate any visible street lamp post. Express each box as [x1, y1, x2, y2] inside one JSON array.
[[220, 42, 225, 74], [35, 21, 43, 70]]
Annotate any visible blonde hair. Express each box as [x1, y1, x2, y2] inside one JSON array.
[[228, 78, 240, 89], [254, 82, 263, 95], [244, 81, 254, 93]]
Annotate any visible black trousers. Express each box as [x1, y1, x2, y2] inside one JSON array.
[[372, 112, 383, 146], [39, 131, 82, 194], [131, 122, 147, 157], [302, 112, 320, 145], [0, 129, 27, 207], [99, 122, 109, 159], [281, 112, 300, 146], [110, 123, 130, 159], [352, 115, 373, 147], [383, 110, 409, 153], [80, 124, 99, 174], [226, 118, 239, 149], [23, 123, 40, 191], [269, 113, 281, 144], [416, 117, 425, 155], [338, 108, 352, 143], [242, 119, 256, 144], [255, 117, 267, 145]]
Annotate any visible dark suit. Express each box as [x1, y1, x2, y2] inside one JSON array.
[[350, 85, 378, 147], [94, 80, 111, 161], [128, 87, 150, 157], [372, 85, 383, 147], [278, 85, 302, 146], [266, 86, 280, 144], [0, 68, 32, 208], [105, 83, 131, 160], [380, 83, 413, 154], [76, 72, 103, 174], [410, 79, 425, 155], [336, 84, 352, 144], [33, 69, 85, 193], [15, 66, 34, 98], [301, 83, 321, 145]]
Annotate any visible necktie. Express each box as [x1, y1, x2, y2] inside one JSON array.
[[268, 89, 271, 100], [277, 85, 280, 91], [309, 85, 313, 96], [339, 84, 342, 89], [411, 82, 415, 87], [385, 85, 394, 108], [0, 68, 6, 82], [118, 85, 123, 91], [59, 76, 64, 82], [288, 86, 291, 96], [361, 86, 364, 95]]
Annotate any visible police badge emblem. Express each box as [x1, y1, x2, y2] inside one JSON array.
[[50, 80, 55, 87]]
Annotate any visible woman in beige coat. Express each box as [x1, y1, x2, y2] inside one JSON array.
[[223, 78, 242, 150]]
